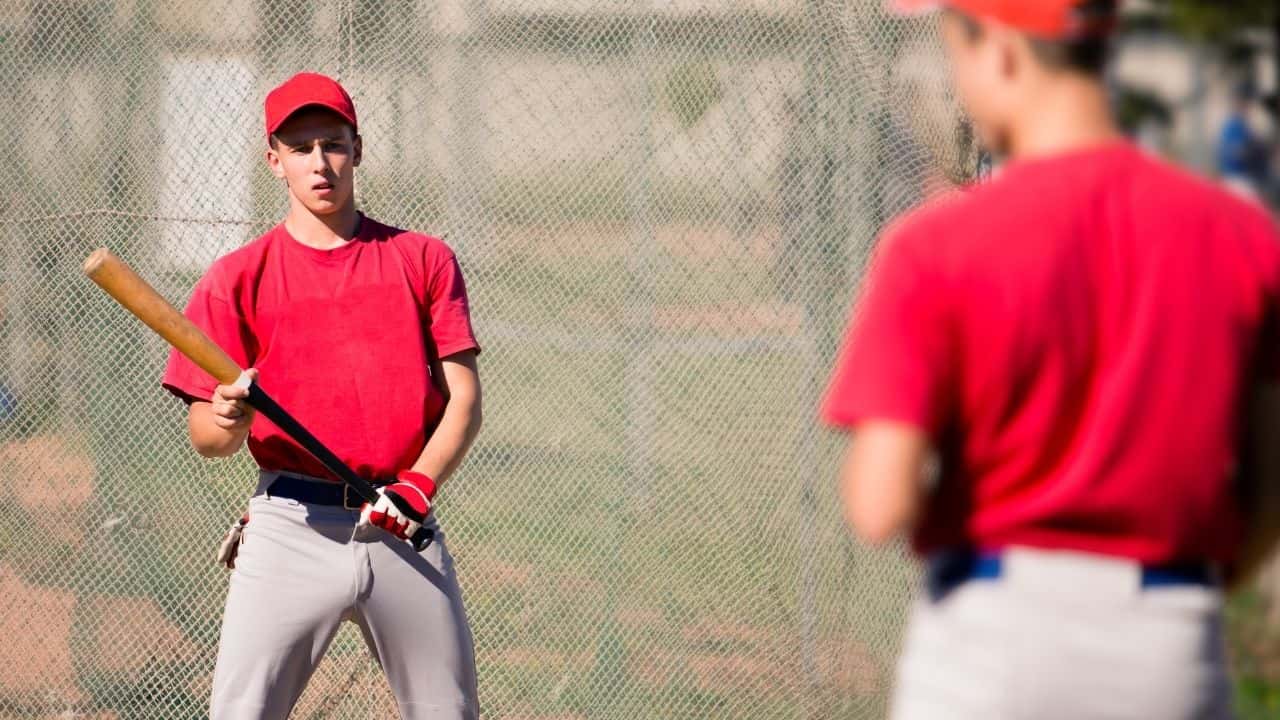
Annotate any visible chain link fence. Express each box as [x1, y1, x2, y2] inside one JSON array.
[[0, 1, 971, 717]]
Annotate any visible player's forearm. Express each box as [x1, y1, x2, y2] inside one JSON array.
[[409, 353, 482, 484], [410, 392, 481, 484], [840, 422, 930, 545], [187, 401, 251, 458]]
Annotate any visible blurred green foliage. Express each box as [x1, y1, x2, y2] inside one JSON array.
[[1227, 590, 1280, 719], [1155, 1, 1275, 42]]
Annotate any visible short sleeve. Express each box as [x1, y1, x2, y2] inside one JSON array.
[[426, 251, 480, 358], [821, 227, 953, 434], [160, 277, 256, 404]]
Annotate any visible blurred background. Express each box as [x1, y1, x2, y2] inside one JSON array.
[[0, 1, 1277, 719], [1110, 6, 1280, 714], [1114, 1, 1279, 207]]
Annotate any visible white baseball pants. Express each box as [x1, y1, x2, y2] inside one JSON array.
[[891, 546, 1233, 720], [209, 473, 479, 720]]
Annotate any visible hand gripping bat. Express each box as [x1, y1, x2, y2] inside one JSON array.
[[83, 248, 433, 552]]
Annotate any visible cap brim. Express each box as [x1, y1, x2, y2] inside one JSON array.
[[267, 100, 357, 137]]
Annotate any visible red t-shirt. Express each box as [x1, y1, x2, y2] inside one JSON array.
[[161, 214, 480, 481], [823, 142, 1280, 565]]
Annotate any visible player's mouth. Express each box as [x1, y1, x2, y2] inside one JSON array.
[[313, 181, 335, 195]]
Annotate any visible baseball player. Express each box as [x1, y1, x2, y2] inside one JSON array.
[[823, 2, 1280, 718], [161, 72, 481, 719]]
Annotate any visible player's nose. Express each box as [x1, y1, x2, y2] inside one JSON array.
[[306, 143, 328, 170]]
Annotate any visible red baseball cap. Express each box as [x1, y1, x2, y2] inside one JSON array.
[[264, 72, 357, 138], [892, 0, 1117, 39]]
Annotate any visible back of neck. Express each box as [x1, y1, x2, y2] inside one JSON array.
[[1007, 76, 1122, 162]]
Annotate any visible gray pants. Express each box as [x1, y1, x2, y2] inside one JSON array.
[[210, 473, 479, 719], [891, 547, 1233, 720]]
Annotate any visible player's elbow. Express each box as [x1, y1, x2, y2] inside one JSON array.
[[845, 499, 904, 546], [845, 468, 921, 546], [190, 431, 245, 458], [192, 438, 238, 458], [464, 399, 483, 447], [437, 386, 482, 450], [840, 468, 903, 545], [439, 352, 482, 429], [838, 423, 928, 546], [186, 402, 247, 458], [450, 381, 482, 439], [194, 444, 228, 459]]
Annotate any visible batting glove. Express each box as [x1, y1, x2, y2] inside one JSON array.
[[358, 470, 436, 541]]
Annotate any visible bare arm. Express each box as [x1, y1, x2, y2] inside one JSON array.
[[186, 368, 258, 458], [1231, 382, 1280, 590], [838, 420, 931, 545], [409, 350, 482, 484]]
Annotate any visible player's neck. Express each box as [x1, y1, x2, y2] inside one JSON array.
[[283, 201, 360, 250], [1005, 77, 1122, 162]]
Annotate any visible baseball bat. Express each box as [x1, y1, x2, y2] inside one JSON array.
[[82, 248, 433, 551]]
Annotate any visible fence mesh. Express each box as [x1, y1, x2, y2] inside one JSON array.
[[0, 1, 971, 717]]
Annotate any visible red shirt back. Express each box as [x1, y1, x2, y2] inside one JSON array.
[[823, 143, 1280, 565], [162, 215, 479, 481]]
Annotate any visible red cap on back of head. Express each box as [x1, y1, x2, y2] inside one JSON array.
[[892, 0, 1117, 39], [264, 72, 357, 138]]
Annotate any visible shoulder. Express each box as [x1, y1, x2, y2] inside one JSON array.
[[875, 184, 992, 274], [913, 145, 1269, 237], [1129, 151, 1280, 295], [360, 216, 465, 294], [195, 227, 281, 301], [1133, 149, 1277, 237], [363, 216, 458, 261], [885, 188, 975, 242]]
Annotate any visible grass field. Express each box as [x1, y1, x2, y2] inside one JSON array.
[[1228, 590, 1280, 719]]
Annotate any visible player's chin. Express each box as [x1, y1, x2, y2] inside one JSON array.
[[303, 193, 349, 215]]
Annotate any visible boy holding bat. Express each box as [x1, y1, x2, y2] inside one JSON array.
[[160, 72, 481, 719]]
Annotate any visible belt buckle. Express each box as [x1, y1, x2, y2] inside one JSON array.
[[342, 484, 365, 511]]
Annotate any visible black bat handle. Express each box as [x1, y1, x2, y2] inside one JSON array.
[[244, 382, 435, 551], [385, 491, 436, 552], [410, 529, 434, 552]]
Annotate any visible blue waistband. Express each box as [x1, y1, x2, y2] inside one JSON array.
[[928, 550, 1217, 599]]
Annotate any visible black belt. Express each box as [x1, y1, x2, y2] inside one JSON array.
[[266, 474, 382, 511]]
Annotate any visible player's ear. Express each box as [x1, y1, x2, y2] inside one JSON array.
[[353, 134, 363, 168], [994, 26, 1023, 81], [266, 142, 286, 179]]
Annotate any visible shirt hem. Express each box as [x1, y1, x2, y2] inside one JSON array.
[[435, 339, 481, 358], [161, 380, 214, 405]]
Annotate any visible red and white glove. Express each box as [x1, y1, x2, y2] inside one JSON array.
[[357, 470, 436, 540]]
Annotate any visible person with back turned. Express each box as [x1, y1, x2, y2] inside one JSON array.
[[823, 2, 1280, 717]]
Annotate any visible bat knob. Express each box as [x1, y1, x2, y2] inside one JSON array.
[[83, 248, 112, 276], [411, 527, 434, 553]]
